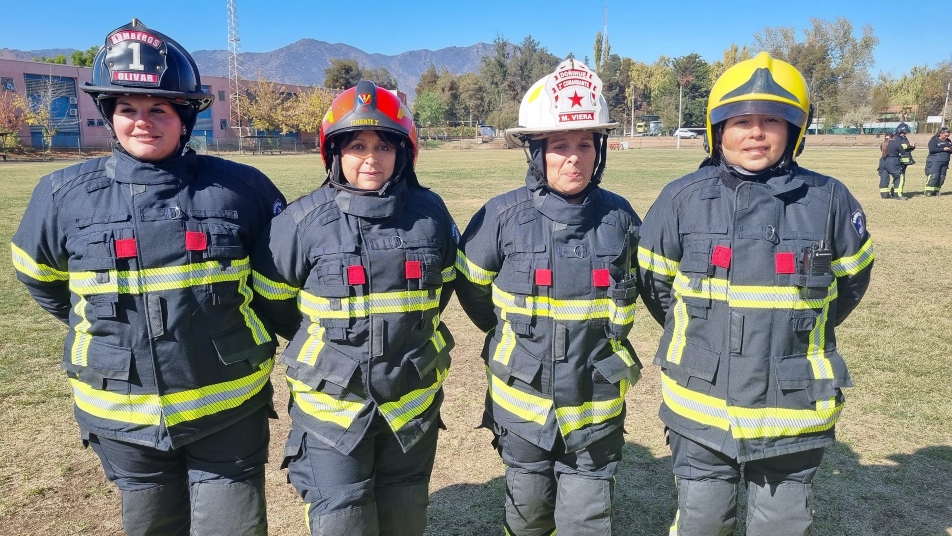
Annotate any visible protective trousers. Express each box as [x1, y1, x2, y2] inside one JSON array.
[[87, 407, 270, 536], [879, 167, 904, 198], [668, 430, 824, 536], [926, 164, 947, 195], [285, 413, 439, 536], [495, 426, 623, 536]]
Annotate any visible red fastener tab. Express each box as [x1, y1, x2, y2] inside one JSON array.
[[347, 265, 367, 285], [185, 231, 207, 251], [775, 252, 796, 274], [711, 245, 732, 269], [592, 268, 611, 288], [115, 238, 137, 258], [535, 268, 552, 286], [405, 260, 422, 279]]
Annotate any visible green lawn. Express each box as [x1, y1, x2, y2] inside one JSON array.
[[0, 147, 949, 535]]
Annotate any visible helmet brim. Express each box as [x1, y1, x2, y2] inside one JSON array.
[[505, 122, 619, 147], [81, 83, 214, 112], [710, 100, 806, 129]]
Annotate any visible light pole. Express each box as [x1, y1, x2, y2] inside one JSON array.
[[677, 83, 683, 150], [941, 80, 951, 128], [630, 84, 635, 138]]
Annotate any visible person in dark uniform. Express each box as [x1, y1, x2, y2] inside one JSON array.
[[877, 132, 893, 195], [638, 52, 873, 536], [924, 126, 951, 196], [11, 19, 285, 536], [456, 59, 642, 535], [251, 81, 458, 536], [881, 128, 910, 200]]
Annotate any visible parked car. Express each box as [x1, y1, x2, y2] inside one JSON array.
[[673, 128, 698, 139]]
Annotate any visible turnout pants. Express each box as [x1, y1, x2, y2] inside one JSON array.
[[494, 426, 624, 536], [284, 413, 439, 536], [87, 407, 270, 536], [667, 430, 824, 536], [879, 167, 904, 198], [926, 163, 948, 195]]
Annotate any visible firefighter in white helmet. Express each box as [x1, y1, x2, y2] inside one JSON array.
[[456, 59, 642, 535], [638, 52, 874, 535]]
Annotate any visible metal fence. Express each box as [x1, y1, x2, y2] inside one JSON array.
[[0, 134, 319, 159]]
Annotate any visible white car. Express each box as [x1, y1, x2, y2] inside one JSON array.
[[673, 128, 698, 139]]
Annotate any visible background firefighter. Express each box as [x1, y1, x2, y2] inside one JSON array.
[[250, 81, 458, 536], [924, 126, 951, 196], [10, 19, 286, 536], [456, 59, 642, 535], [638, 52, 874, 536]]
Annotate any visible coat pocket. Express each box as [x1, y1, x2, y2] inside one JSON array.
[[212, 322, 276, 369], [61, 338, 132, 393], [774, 351, 852, 404]]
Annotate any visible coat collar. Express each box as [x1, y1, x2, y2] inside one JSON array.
[[106, 148, 197, 185], [334, 178, 405, 218]]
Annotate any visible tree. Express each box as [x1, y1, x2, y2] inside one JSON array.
[[13, 74, 75, 153], [412, 91, 446, 129], [841, 105, 875, 134], [594, 32, 604, 73], [34, 55, 66, 64], [0, 91, 24, 148], [239, 76, 294, 134], [362, 67, 398, 90], [709, 44, 752, 86], [480, 36, 510, 120], [71, 46, 99, 67], [456, 72, 488, 124], [289, 86, 336, 136], [324, 59, 362, 90], [415, 64, 440, 97], [669, 54, 710, 128]]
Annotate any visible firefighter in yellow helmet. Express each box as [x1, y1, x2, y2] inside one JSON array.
[[638, 52, 874, 535], [456, 59, 642, 535]]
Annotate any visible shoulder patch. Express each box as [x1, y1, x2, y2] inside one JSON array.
[[851, 210, 866, 237], [273, 199, 285, 215], [451, 221, 461, 244]]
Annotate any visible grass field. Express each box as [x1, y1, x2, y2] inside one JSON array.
[[0, 146, 950, 535]]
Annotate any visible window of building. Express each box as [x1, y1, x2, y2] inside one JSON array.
[[87, 119, 96, 127], [220, 119, 228, 130], [219, 90, 226, 102], [1, 78, 16, 91]]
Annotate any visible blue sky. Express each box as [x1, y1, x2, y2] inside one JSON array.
[[0, 0, 945, 77]]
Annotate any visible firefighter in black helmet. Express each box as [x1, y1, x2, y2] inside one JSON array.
[[881, 122, 916, 199], [639, 52, 873, 535], [12, 19, 285, 535], [924, 126, 951, 196]]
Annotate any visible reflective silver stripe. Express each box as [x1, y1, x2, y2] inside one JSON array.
[[637, 246, 678, 277], [252, 269, 298, 300], [456, 250, 496, 285], [380, 366, 448, 432], [488, 368, 551, 426], [69, 257, 252, 296], [11, 243, 68, 282], [441, 266, 456, 283], [492, 287, 635, 328], [831, 238, 874, 277], [298, 289, 441, 319], [162, 359, 274, 427], [70, 379, 163, 426], [287, 377, 366, 428], [70, 297, 92, 367], [555, 379, 628, 436]]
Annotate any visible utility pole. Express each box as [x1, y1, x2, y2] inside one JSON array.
[[677, 83, 683, 150], [227, 0, 244, 153], [942, 80, 951, 128]]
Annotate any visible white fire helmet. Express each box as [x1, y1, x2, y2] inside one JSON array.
[[505, 58, 618, 146]]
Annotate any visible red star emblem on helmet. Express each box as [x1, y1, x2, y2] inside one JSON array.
[[568, 91, 584, 107]]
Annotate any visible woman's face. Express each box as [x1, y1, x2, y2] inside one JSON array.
[[340, 130, 396, 190], [940, 130, 950, 140], [544, 130, 596, 196], [720, 113, 789, 172], [112, 95, 183, 162]]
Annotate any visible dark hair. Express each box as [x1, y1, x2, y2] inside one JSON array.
[[332, 129, 403, 150]]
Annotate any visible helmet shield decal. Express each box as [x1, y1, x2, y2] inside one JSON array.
[[720, 68, 800, 105], [544, 60, 602, 126], [104, 29, 167, 88]]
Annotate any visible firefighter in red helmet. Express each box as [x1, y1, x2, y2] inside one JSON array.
[[12, 19, 285, 535], [251, 81, 458, 535]]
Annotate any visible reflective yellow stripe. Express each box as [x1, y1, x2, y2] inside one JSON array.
[[11, 243, 68, 282], [441, 266, 456, 283], [610, 338, 637, 368], [70, 297, 92, 367], [637, 246, 679, 277], [555, 379, 629, 436], [492, 287, 635, 328], [298, 288, 441, 319], [287, 376, 366, 428], [456, 250, 497, 285], [492, 322, 518, 366], [251, 269, 298, 300], [831, 238, 874, 277], [68, 257, 253, 295], [379, 365, 449, 432], [672, 273, 837, 309], [69, 359, 273, 428], [235, 274, 271, 345], [429, 316, 447, 352], [162, 359, 274, 427], [295, 323, 326, 366], [661, 374, 843, 438], [665, 298, 689, 365], [487, 367, 552, 426], [70, 379, 162, 426]]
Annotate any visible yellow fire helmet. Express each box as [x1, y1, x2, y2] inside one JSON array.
[[505, 58, 618, 147], [706, 51, 812, 159]]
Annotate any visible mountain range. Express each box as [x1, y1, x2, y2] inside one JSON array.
[[0, 39, 496, 102]]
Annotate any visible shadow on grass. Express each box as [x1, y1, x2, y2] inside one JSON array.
[[814, 442, 952, 535], [425, 442, 677, 536]]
